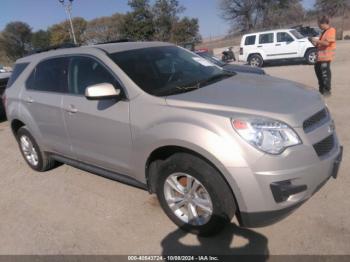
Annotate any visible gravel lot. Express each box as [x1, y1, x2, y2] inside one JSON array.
[[0, 41, 349, 256]]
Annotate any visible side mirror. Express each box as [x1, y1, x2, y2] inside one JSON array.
[[85, 83, 121, 100]]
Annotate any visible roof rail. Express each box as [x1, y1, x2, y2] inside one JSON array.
[[94, 38, 134, 45], [26, 43, 78, 56]]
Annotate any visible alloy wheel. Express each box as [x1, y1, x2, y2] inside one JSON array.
[[20, 135, 39, 166], [308, 52, 317, 64], [163, 173, 213, 226]]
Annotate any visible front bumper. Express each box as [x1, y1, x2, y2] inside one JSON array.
[[230, 141, 343, 228]]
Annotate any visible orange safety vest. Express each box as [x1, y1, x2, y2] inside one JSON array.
[[317, 27, 336, 62]]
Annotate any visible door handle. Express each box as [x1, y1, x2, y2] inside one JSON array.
[[25, 97, 34, 104], [257, 45, 262, 48], [275, 44, 281, 46], [66, 105, 78, 113]]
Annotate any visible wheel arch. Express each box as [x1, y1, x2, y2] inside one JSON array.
[[11, 119, 26, 136], [145, 145, 243, 219], [304, 47, 317, 56], [247, 52, 264, 61]]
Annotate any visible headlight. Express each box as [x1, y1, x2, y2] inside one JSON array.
[[232, 117, 301, 154]]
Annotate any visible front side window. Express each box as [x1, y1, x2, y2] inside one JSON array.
[[110, 46, 233, 97], [245, 35, 256, 45], [277, 32, 294, 42], [259, 33, 274, 44], [290, 29, 304, 39], [26, 57, 69, 93], [68, 56, 117, 95]]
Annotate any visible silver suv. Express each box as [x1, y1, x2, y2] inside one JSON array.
[[4, 42, 342, 236]]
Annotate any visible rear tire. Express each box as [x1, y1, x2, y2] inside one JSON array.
[[16, 127, 58, 172], [155, 153, 236, 236], [248, 54, 264, 67], [305, 49, 317, 65]]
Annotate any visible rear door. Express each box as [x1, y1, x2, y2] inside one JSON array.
[[257, 33, 275, 60], [21, 57, 72, 157], [62, 55, 132, 174]]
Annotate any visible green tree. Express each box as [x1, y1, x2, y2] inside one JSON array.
[[84, 13, 125, 44], [153, 0, 185, 41], [0, 21, 32, 61], [171, 17, 201, 44], [120, 0, 155, 40], [48, 17, 87, 45], [31, 30, 51, 50]]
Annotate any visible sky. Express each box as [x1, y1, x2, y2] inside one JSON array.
[[1, 0, 316, 38]]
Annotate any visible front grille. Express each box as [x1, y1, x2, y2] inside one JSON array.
[[303, 109, 328, 133], [313, 134, 334, 157]]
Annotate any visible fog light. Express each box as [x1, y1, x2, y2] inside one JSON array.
[[270, 180, 307, 203]]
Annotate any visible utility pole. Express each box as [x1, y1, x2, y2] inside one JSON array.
[[58, 0, 77, 45]]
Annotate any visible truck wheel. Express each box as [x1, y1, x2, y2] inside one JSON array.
[[305, 49, 317, 65], [248, 54, 263, 67], [16, 127, 57, 172], [155, 153, 236, 236]]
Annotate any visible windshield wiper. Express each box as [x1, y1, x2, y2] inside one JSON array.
[[176, 82, 201, 90], [158, 72, 235, 96], [176, 72, 235, 91], [198, 72, 235, 87]]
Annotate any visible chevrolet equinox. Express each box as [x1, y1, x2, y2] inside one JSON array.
[[4, 42, 342, 235]]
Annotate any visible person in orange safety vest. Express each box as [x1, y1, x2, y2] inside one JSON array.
[[311, 15, 336, 96]]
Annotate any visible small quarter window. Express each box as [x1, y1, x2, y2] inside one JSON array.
[[6, 63, 29, 88], [245, 35, 256, 45]]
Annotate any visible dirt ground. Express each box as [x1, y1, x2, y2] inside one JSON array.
[[0, 41, 349, 256]]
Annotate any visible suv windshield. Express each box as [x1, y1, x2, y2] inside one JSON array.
[[110, 46, 234, 96], [290, 29, 304, 39]]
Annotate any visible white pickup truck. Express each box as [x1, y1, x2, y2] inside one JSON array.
[[239, 29, 317, 67]]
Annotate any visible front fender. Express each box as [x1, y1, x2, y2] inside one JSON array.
[[131, 120, 250, 183]]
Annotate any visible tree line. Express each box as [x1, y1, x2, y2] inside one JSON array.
[[219, 0, 350, 33], [0, 0, 201, 62]]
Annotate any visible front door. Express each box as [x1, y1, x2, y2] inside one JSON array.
[[271, 32, 300, 59], [62, 55, 132, 174]]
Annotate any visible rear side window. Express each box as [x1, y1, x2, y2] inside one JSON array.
[[277, 32, 294, 42], [6, 63, 29, 88], [259, 33, 274, 44], [244, 35, 256, 45], [68, 56, 117, 95], [26, 57, 69, 93]]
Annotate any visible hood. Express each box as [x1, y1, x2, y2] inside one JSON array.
[[165, 73, 325, 127]]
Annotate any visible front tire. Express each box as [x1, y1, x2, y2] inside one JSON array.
[[248, 54, 264, 67], [16, 127, 57, 172], [155, 153, 236, 236]]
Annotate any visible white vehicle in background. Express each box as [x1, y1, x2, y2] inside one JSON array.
[[239, 29, 317, 67], [0, 65, 6, 73]]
